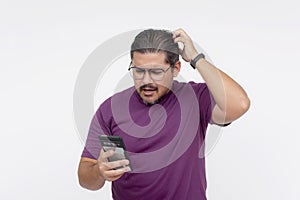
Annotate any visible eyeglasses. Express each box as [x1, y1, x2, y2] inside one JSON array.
[[128, 62, 174, 81]]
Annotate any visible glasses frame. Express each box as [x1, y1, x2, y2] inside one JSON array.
[[128, 62, 174, 81]]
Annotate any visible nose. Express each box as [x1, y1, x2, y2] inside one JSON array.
[[142, 70, 153, 84]]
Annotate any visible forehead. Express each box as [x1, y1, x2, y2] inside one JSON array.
[[132, 51, 168, 66]]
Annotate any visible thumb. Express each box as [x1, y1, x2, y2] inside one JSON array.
[[98, 148, 114, 162], [179, 48, 183, 56], [179, 48, 190, 62]]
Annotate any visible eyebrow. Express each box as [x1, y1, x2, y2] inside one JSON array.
[[132, 66, 165, 69]]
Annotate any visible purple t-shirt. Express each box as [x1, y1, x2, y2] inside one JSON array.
[[82, 80, 215, 200]]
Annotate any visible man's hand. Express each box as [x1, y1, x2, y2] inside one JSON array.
[[173, 28, 198, 62], [173, 29, 250, 124], [98, 149, 131, 182]]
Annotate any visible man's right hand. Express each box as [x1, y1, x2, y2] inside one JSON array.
[[98, 149, 131, 182]]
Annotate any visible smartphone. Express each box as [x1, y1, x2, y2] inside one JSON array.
[[98, 135, 132, 170]]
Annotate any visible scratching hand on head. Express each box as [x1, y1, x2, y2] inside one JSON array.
[[173, 28, 198, 62]]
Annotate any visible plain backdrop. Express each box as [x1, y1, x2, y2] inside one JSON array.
[[1, 0, 299, 199]]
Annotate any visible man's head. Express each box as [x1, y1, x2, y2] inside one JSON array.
[[129, 29, 181, 104]]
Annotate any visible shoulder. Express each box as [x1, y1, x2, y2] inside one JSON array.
[[187, 81, 208, 91], [96, 86, 136, 115], [172, 80, 208, 94]]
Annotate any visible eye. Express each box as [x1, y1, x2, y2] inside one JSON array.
[[150, 69, 163, 75], [134, 68, 145, 74]]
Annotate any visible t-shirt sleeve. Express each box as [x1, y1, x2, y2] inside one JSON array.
[[81, 98, 112, 160], [189, 81, 231, 127], [189, 81, 214, 125]]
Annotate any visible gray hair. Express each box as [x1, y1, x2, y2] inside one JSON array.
[[130, 29, 179, 65]]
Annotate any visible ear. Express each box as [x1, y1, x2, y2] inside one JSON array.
[[172, 61, 181, 77]]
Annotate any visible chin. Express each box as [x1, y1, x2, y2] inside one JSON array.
[[141, 96, 159, 105]]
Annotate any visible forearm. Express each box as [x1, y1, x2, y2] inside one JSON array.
[[78, 159, 106, 190], [195, 58, 250, 122]]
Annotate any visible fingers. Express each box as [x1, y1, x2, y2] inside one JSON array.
[[99, 160, 131, 181], [98, 149, 131, 182], [172, 28, 191, 44], [172, 28, 198, 61], [172, 28, 187, 38], [103, 166, 131, 181], [98, 149, 113, 162], [104, 159, 130, 170]]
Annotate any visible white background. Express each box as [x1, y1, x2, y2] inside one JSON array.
[[1, 0, 300, 199]]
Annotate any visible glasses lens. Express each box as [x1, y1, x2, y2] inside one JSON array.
[[132, 68, 145, 80], [149, 69, 164, 80], [129, 65, 171, 81]]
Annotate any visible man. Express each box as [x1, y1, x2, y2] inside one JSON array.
[[78, 28, 250, 199]]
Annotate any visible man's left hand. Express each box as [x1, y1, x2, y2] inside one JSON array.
[[173, 28, 198, 62]]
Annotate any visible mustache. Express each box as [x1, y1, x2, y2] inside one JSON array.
[[139, 84, 158, 90]]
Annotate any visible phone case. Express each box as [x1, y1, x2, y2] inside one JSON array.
[[98, 135, 133, 170]]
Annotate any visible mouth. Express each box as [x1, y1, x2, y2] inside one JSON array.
[[140, 85, 158, 96]]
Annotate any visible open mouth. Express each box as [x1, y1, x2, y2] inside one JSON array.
[[140, 85, 158, 96]]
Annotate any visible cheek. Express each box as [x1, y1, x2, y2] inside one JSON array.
[[133, 80, 142, 88], [157, 82, 171, 93], [158, 76, 173, 89]]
